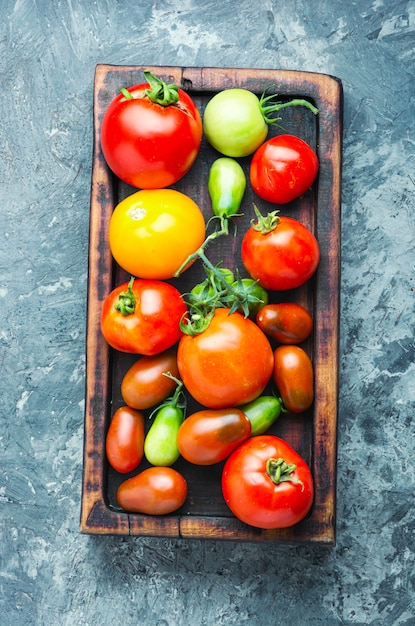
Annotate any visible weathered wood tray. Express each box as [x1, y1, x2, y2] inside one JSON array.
[[80, 65, 342, 544]]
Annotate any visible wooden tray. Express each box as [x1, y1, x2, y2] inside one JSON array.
[[80, 65, 342, 544]]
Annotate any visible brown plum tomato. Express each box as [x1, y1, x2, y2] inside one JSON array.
[[222, 435, 314, 529], [256, 303, 313, 345], [177, 308, 274, 409], [105, 406, 145, 474], [101, 278, 187, 355], [121, 350, 179, 410], [177, 408, 251, 465], [241, 214, 320, 291], [116, 467, 188, 515], [273, 345, 314, 413]]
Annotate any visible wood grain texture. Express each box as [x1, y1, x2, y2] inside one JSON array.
[[80, 65, 343, 544]]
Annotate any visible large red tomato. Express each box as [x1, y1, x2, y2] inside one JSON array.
[[101, 278, 187, 355], [250, 134, 319, 204], [222, 435, 314, 529], [241, 209, 320, 291], [177, 308, 274, 409], [100, 70, 202, 189]]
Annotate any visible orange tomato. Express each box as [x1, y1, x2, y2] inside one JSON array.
[[177, 308, 274, 409]]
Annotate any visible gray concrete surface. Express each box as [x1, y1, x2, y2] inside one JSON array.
[[1, 1, 414, 624]]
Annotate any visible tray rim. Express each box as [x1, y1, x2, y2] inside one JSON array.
[[80, 64, 343, 545]]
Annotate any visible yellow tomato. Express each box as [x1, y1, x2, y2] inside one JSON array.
[[109, 189, 206, 279]]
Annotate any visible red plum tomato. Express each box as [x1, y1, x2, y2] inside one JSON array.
[[177, 408, 251, 465], [273, 345, 314, 413], [106, 406, 145, 474], [250, 134, 319, 204], [116, 467, 188, 515], [222, 435, 314, 529], [177, 308, 274, 409], [121, 350, 179, 410], [101, 278, 187, 355], [256, 303, 313, 344]]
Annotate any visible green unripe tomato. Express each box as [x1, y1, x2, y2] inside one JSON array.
[[239, 395, 282, 436], [208, 157, 246, 218], [203, 89, 268, 157], [144, 405, 184, 466]]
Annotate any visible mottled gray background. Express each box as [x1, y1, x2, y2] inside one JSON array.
[[1, 1, 414, 625]]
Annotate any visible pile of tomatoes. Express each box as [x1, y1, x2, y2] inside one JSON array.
[[99, 70, 321, 530]]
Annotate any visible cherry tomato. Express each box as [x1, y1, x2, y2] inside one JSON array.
[[241, 209, 320, 291], [121, 350, 179, 410], [101, 278, 187, 355], [116, 467, 188, 515], [100, 70, 202, 189], [272, 345, 314, 413], [106, 406, 145, 474], [177, 308, 274, 409], [256, 303, 313, 344], [250, 135, 319, 204], [177, 408, 251, 465], [109, 189, 205, 280], [222, 435, 314, 529]]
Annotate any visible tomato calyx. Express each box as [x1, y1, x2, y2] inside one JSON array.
[[266, 457, 304, 490], [120, 70, 180, 107], [250, 204, 280, 235], [182, 264, 267, 335], [114, 276, 136, 316], [259, 86, 319, 126]]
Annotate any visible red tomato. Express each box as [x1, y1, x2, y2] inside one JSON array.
[[101, 278, 187, 355], [177, 308, 274, 409], [177, 408, 251, 465], [100, 70, 202, 189], [250, 134, 319, 204], [121, 350, 179, 410], [106, 406, 145, 474], [273, 345, 314, 413], [222, 435, 314, 529], [116, 467, 188, 515], [109, 189, 206, 280], [241, 212, 320, 291], [256, 303, 313, 344]]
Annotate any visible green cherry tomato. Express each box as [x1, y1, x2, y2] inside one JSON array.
[[239, 395, 282, 436], [208, 157, 246, 218], [231, 277, 269, 319]]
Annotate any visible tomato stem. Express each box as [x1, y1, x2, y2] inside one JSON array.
[[250, 204, 280, 234], [266, 457, 304, 490], [260, 87, 318, 125], [114, 276, 136, 316], [174, 214, 230, 277], [143, 69, 179, 106], [149, 374, 186, 420]]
